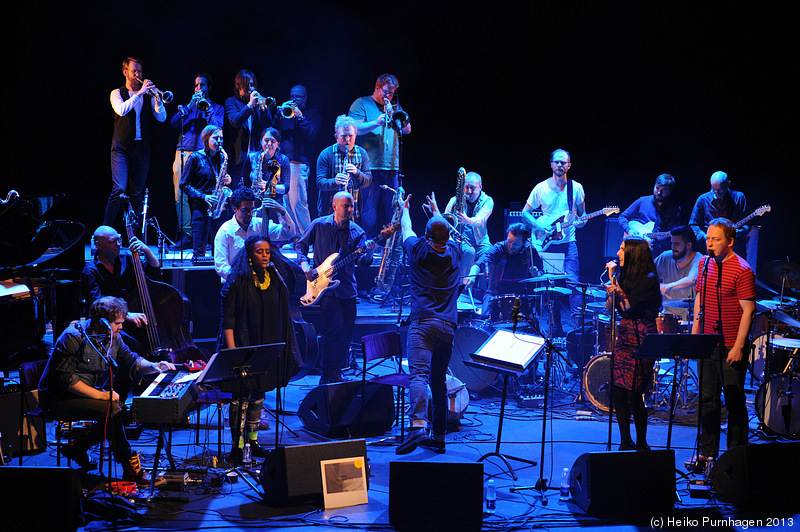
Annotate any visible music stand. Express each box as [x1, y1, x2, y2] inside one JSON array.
[[465, 329, 545, 480], [635, 334, 720, 450], [197, 343, 285, 495]]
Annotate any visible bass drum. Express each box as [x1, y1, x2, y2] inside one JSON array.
[[582, 354, 612, 412], [755, 373, 800, 437], [449, 320, 498, 392]]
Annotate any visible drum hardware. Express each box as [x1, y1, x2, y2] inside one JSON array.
[[761, 260, 800, 291], [488, 294, 531, 329]]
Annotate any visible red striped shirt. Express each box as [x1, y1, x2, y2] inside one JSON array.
[[694, 253, 755, 347]]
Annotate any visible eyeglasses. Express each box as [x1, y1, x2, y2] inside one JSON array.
[[238, 206, 257, 214], [552, 160, 570, 166]]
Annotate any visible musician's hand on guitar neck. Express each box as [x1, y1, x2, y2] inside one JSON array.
[[127, 312, 149, 327]]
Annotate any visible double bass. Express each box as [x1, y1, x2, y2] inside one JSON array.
[[122, 200, 205, 361]]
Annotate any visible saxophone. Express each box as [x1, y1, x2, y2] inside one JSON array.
[[209, 148, 232, 219], [443, 167, 466, 239], [375, 185, 404, 292], [252, 151, 280, 201], [252, 150, 267, 200]]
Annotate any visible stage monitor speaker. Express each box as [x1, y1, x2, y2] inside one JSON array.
[[570, 450, 675, 520], [0, 386, 46, 455], [2, 466, 82, 532], [389, 461, 484, 532], [710, 442, 800, 511], [259, 439, 368, 506], [297, 381, 395, 439], [603, 215, 624, 258]]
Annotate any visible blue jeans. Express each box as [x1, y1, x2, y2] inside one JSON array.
[[360, 169, 400, 239], [407, 318, 456, 438], [545, 241, 581, 326]]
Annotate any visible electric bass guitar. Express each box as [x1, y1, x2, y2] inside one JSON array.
[[534, 206, 619, 251], [735, 205, 771, 229], [300, 223, 400, 306]]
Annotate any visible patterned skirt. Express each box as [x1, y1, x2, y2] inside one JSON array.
[[612, 318, 657, 392]]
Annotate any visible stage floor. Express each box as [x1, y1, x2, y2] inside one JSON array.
[[9, 360, 799, 532]]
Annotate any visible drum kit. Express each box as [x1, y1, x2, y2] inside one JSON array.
[[750, 260, 800, 438], [448, 272, 572, 393]]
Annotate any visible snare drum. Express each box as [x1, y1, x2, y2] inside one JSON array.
[[488, 294, 530, 328], [656, 312, 680, 334]]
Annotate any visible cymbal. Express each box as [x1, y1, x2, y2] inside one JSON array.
[[662, 298, 694, 309], [587, 302, 607, 311], [773, 296, 798, 305], [757, 299, 786, 312], [520, 273, 568, 283], [761, 260, 800, 290], [533, 286, 571, 296], [772, 337, 800, 350], [775, 310, 800, 329]]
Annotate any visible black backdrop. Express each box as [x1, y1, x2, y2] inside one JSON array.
[[10, 2, 796, 286]]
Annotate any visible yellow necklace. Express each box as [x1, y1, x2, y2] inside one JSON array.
[[254, 270, 270, 290]]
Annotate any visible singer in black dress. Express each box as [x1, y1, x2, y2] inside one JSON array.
[[219, 234, 300, 463], [605, 237, 662, 451]]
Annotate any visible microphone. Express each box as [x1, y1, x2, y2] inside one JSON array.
[[511, 297, 521, 333], [267, 262, 286, 286], [99, 317, 112, 330]]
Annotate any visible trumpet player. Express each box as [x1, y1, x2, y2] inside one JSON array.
[[179, 125, 231, 261], [104, 56, 167, 234], [349, 74, 410, 239], [315, 115, 372, 217], [224, 69, 278, 192], [277, 85, 320, 245], [170, 74, 225, 250]]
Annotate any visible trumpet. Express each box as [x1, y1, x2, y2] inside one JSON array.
[[279, 100, 296, 118], [253, 93, 276, 111], [134, 76, 173, 104]]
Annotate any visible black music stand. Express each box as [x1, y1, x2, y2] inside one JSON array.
[[635, 334, 721, 450], [197, 343, 286, 495], [465, 329, 545, 480]]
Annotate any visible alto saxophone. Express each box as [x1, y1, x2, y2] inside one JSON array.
[[209, 148, 232, 219], [252, 150, 267, 200], [375, 185, 404, 292]]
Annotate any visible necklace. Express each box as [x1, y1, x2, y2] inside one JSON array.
[[253, 270, 271, 290]]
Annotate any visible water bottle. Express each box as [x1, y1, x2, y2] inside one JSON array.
[[242, 442, 252, 469], [559, 467, 570, 501], [485, 479, 496, 514]]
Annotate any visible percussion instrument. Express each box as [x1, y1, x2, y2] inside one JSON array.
[[449, 320, 498, 392], [656, 312, 681, 334], [488, 294, 530, 328], [582, 353, 612, 412], [755, 373, 800, 437]]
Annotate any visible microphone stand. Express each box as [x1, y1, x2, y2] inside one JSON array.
[[692, 252, 713, 467], [76, 321, 117, 485], [514, 307, 575, 503]]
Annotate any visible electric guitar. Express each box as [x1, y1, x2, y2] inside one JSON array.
[[735, 205, 771, 229], [300, 223, 400, 306], [534, 206, 619, 251], [626, 220, 671, 241]]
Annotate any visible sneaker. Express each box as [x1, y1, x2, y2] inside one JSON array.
[[123, 452, 166, 487], [395, 428, 426, 455], [61, 441, 96, 470]]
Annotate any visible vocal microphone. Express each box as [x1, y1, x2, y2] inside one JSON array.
[[511, 297, 521, 333], [606, 259, 618, 280], [267, 262, 286, 286]]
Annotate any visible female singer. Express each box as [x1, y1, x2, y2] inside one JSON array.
[[219, 234, 300, 463], [179, 124, 230, 260], [605, 236, 662, 451]]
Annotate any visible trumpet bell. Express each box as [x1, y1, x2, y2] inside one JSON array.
[[161, 90, 174, 104]]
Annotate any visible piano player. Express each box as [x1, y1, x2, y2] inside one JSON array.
[[37, 296, 174, 486]]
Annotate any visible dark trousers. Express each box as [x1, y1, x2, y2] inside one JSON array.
[[106, 140, 151, 231], [360, 169, 400, 239], [699, 345, 749, 457], [39, 390, 132, 462], [318, 296, 357, 374], [408, 318, 456, 439]]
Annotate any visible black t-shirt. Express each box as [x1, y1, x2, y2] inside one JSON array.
[[403, 236, 460, 323]]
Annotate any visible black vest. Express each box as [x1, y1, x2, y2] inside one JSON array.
[[112, 85, 153, 147]]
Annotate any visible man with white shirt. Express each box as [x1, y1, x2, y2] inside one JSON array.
[[214, 187, 293, 282], [105, 57, 167, 232]]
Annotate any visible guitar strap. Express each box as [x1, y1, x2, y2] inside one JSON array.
[[567, 179, 574, 216]]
